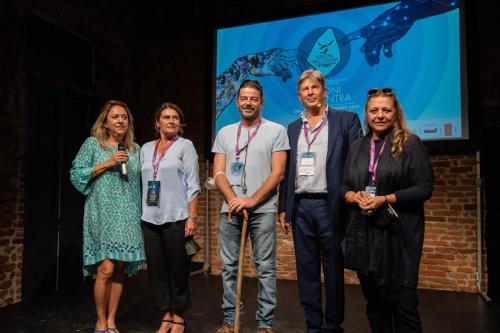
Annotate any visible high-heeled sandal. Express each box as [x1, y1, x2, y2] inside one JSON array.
[[158, 319, 173, 333], [171, 320, 187, 333]]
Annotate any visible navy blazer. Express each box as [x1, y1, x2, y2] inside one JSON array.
[[278, 107, 362, 236]]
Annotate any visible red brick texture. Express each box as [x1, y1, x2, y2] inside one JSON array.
[[419, 155, 482, 292], [0, 2, 25, 307]]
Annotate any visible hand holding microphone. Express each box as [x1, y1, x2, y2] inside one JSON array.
[[108, 151, 128, 165], [116, 143, 128, 180]]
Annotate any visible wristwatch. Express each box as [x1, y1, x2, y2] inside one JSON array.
[[187, 216, 198, 223]]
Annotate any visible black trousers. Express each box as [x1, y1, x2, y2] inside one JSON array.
[[142, 220, 191, 314], [358, 274, 422, 333]]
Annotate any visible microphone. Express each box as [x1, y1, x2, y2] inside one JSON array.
[[117, 142, 128, 180]]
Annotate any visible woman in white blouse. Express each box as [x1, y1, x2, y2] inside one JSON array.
[[141, 102, 200, 333]]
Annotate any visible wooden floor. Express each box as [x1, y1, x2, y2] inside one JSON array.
[[0, 271, 499, 332]]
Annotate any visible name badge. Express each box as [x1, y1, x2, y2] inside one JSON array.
[[299, 152, 315, 176], [147, 180, 161, 207], [364, 185, 376, 197], [231, 161, 244, 176]]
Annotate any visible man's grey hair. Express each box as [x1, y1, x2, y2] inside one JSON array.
[[297, 69, 326, 91]]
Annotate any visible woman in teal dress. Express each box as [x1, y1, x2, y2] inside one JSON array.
[[70, 99, 145, 333]]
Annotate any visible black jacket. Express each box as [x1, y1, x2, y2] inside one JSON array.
[[278, 107, 362, 237], [340, 132, 434, 288]]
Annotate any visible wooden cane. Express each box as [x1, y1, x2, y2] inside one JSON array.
[[233, 212, 248, 333]]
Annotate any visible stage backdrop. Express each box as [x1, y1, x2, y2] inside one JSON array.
[[214, 0, 467, 141]]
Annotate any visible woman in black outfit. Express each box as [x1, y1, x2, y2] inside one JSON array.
[[341, 88, 434, 333]]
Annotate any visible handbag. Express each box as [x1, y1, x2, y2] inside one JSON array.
[[185, 236, 201, 257]]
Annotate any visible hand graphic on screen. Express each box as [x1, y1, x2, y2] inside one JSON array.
[[216, 0, 460, 118], [341, 0, 458, 66], [216, 48, 308, 119]]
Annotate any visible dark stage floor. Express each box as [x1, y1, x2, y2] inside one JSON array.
[[1, 271, 499, 332]]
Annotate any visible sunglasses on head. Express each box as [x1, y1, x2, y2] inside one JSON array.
[[367, 88, 395, 96]]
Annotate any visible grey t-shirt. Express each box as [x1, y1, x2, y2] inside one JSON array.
[[212, 118, 290, 213]]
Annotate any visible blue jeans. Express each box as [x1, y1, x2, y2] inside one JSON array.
[[219, 212, 277, 328]]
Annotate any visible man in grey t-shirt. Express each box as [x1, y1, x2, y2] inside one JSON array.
[[212, 80, 289, 333]]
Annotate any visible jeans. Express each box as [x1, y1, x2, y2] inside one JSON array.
[[219, 212, 277, 328]]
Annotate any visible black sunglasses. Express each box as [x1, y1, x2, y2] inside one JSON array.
[[367, 88, 395, 96]]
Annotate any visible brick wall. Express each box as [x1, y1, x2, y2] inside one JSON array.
[[0, 2, 25, 307], [419, 155, 480, 292]]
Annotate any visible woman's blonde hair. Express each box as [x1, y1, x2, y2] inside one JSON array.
[[365, 91, 411, 157], [91, 99, 136, 151]]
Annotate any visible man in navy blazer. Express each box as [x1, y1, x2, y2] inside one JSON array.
[[278, 69, 362, 333]]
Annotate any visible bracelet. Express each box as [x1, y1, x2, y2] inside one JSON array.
[[384, 195, 388, 204], [187, 216, 198, 222], [214, 171, 225, 181]]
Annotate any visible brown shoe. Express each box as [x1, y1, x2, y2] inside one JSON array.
[[257, 328, 274, 333], [216, 323, 234, 333]]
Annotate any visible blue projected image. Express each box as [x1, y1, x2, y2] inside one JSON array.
[[214, 0, 466, 140]]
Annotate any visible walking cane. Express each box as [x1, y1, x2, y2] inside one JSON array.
[[228, 210, 248, 333]]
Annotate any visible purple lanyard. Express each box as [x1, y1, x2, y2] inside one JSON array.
[[152, 137, 178, 180], [368, 139, 386, 185], [235, 119, 262, 160], [303, 114, 328, 151]]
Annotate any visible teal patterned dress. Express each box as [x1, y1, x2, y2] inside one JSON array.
[[70, 137, 145, 277]]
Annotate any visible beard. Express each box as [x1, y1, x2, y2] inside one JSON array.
[[239, 107, 259, 120]]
